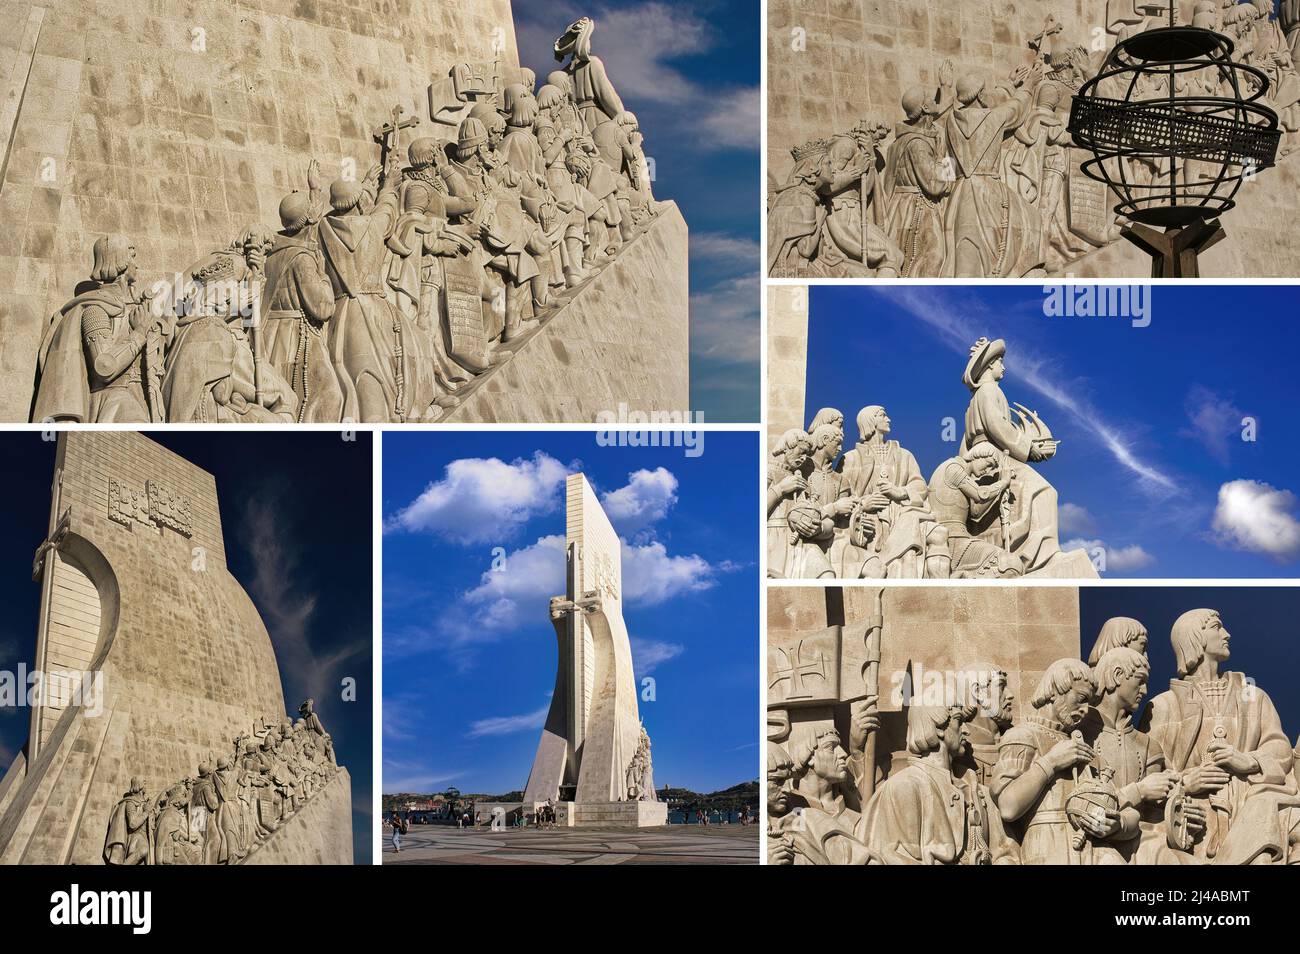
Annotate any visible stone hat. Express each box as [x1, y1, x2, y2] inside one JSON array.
[[963, 337, 1006, 390], [278, 190, 312, 232], [329, 179, 364, 214], [457, 116, 488, 152]]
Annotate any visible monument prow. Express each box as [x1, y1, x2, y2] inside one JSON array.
[[521, 474, 667, 827], [0, 432, 353, 864]]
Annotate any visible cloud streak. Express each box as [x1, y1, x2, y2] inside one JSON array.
[[885, 288, 1178, 493]]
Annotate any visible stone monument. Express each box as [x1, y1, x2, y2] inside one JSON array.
[[0, 432, 352, 864], [767, 587, 1300, 864], [0, 5, 688, 423], [516, 473, 667, 827], [766, 327, 1098, 580], [767, 0, 1300, 277]]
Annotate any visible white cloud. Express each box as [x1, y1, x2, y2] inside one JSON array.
[[689, 272, 759, 363], [1058, 502, 1096, 535], [1063, 538, 1155, 572], [461, 534, 569, 636], [1211, 479, 1300, 560], [516, 3, 710, 103], [1182, 385, 1244, 466], [386, 452, 570, 544], [631, 636, 684, 675], [691, 86, 761, 150], [468, 701, 551, 738], [601, 468, 678, 535], [691, 232, 761, 272], [621, 540, 716, 603]]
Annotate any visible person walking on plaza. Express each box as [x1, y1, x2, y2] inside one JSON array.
[[391, 811, 407, 853]]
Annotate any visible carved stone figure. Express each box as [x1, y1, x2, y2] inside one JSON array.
[[1140, 609, 1300, 864], [1081, 647, 1204, 864], [103, 778, 153, 865], [863, 704, 1007, 864], [961, 337, 1063, 573], [163, 229, 298, 423], [785, 727, 876, 864], [261, 164, 344, 423], [962, 668, 1016, 786], [883, 67, 956, 277], [927, 446, 1021, 578], [990, 658, 1099, 864], [32, 236, 168, 424], [840, 406, 948, 579], [1087, 616, 1149, 665], [766, 429, 833, 579]]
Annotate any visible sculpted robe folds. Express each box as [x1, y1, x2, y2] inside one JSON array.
[[840, 440, 939, 576], [1142, 673, 1300, 864], [883, 125, 951, 277], [963, 380, 1060, 571], [864, 760, 1007, 864], [994, 715, 1080, 865], [942, 93, 1044, 277], [320, 182, 436, 423], [32, 285, 155, 423], [261, 233, 342, 423]]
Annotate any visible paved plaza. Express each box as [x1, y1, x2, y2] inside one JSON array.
[[384, 824, 760, 865]]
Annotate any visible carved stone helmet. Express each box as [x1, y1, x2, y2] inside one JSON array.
[[457, 116, 489, 154], [278, 190, 313, 233]]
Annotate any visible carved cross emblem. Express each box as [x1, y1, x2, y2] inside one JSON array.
[[769, 640, 828, 700]]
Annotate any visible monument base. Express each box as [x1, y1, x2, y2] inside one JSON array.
[[442, 203, 690, 423], [245, 768, 353, 865], [572, 801, 669, 828]]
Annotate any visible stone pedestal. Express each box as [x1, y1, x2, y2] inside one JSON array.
[[573, 801, 670, 828]]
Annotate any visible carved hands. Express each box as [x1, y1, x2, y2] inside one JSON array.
[[1181, 761, 1231, 795], [1205, 740, 1260, 777], [1043, 735, 1094, 773]]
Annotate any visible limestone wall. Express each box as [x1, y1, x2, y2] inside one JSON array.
[[0, 0, 520, 420], [245, 767, 353, 865], [767, 585, 1081, 772], [766, 0, 1103, 182], [766, 0, 1300, 278], [766, 284, 808, 450], [0, 431, 291, 863], [443, 204, 691, 423]]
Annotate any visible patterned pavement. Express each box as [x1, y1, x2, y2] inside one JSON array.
[[383, 823, 760, 865]]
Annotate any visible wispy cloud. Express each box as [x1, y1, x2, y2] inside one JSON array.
[[381, 761, 462, 795], [468, 700, 551, 738], [1061, 538, 1155, 572], [1181, 385, 1244, 466], [885, 288, 1178, 493], [241, 490, 369, 704], [631, 636, 684, 675]]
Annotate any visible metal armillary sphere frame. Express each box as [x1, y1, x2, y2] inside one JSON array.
[[1067, 6, 1281, 277]]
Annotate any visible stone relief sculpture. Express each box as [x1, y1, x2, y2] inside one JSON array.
[[769, 600, 1300, 864], [768, 6, 1299, 277], [29, 17, 662, 424], [103, 702, 341, 865], [768, 336, 1094, 579]]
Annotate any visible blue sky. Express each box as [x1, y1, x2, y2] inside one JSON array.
[[382, 431, 759, 796], [1081, 586, 1300, 734], [515, 2, 760, 422], [0, 433, 373, 863], [805, 285, 1300, 578]]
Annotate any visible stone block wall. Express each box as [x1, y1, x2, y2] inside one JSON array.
[[0, 0, 520, 420]]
